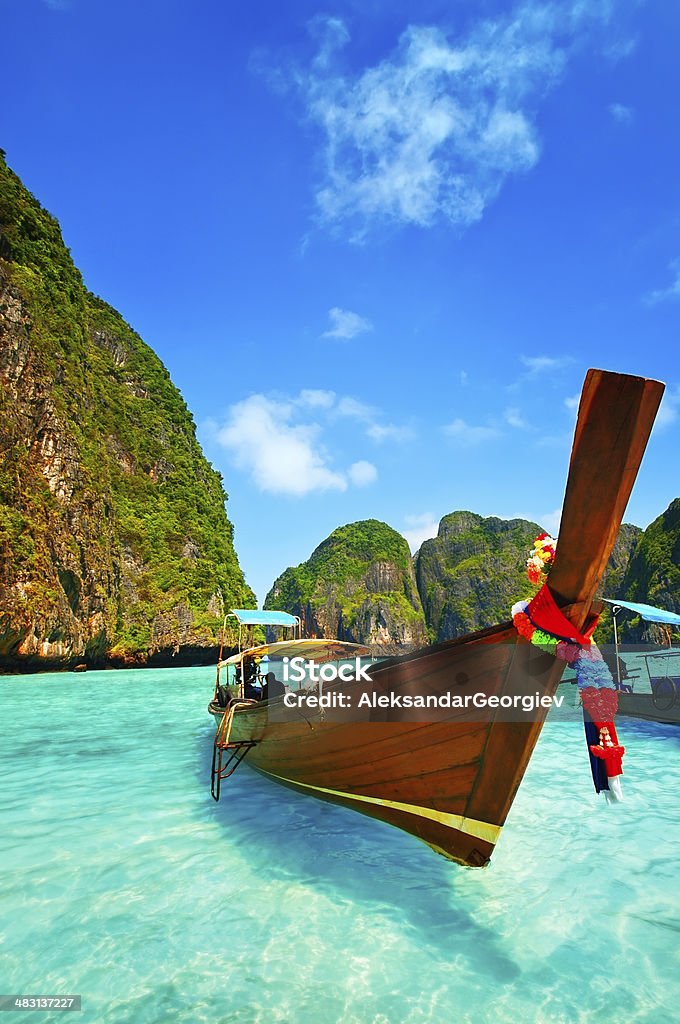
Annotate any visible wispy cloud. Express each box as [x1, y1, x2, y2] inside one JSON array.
[[401, 513, 440, 552], [564, 392, 580, 421], [609, 102, 633, 123], [654, 387, 680, 432], [366, 423, 414, 442], [348, 460, 378, 486], [443, 418, 501, 445], [603, 37, 637, 62], [43, 0, 70, 8], [645, 262, 680, 305], [520, 354, 571, 375], [298, 388, 336, 409], [507, 507, 562, 534], [332, 394, 414, 441], [322, 307, 373, 339], [292, 2, 620, 238], [335, 396, 374, 420], [505, 406, 528, 429]]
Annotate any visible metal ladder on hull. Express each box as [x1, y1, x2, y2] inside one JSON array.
[[210, 700, 259, 801]]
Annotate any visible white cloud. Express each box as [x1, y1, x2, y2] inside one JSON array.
[[217, 395, 346, 496], [294, 3, 617, 237], [348, 460, 378, 486], [212, 390, 399, 494], [459, 370, 469, 385], [443, 418, 500, 444], [322, 307, 373, 339], [505, 407, 528, 429], [564, 393, 580, 412], [609, 102, 633, 123], [402, 513, 440, 552], [646, 263, 680, 305]]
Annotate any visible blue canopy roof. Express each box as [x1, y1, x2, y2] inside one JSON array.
[[229, 609, 298, 627], [603, 598, 680, 626]]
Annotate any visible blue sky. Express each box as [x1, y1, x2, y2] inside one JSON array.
[[2, 0, 679, 603]]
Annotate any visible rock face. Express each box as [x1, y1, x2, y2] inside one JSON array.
[[265, 520, 428, 652], [0, 151, 254, 670], [592, 522, 643, 643], [414, 512, 543, 641], [599, 523, 644, 597], [614, 498, 680, 643]]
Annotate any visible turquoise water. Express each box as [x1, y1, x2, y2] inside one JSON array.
[[1, 667, 679, 1024]]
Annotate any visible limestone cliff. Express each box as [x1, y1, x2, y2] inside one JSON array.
[[414, 512, 648, 643], [264, 520, 428, 652], [0, 151, 254, 669], [414, 512, 542, 641], [612, 498, 680, 643]]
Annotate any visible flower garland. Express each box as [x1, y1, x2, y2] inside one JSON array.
[[511, 534, 624, 801], [526, 532, 557, 586]]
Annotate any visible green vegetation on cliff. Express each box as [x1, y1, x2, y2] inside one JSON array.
[[613, 499, 680, 643], [0, 150, 254, 667], [265, 520, 427, 649], [414, 512, 542, 641]]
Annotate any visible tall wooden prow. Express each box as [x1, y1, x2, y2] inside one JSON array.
[[548, 369, 664, 629], [464, 370, 664, 842]]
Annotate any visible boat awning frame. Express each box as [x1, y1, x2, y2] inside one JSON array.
[[603, 598, 680, 626], [228, 610, 300, 627], [225, 609, 302, 652]]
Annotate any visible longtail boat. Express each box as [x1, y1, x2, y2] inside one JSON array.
[[209, 370, 664, 866], [602, 598, 680, 724]]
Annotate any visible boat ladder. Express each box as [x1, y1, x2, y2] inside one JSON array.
[[211, 700, 259, 801]]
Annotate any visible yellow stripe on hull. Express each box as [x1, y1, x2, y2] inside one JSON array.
[[257, 767, 502, 846]]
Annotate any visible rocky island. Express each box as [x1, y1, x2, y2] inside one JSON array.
[[0, 152, 253, 670], [265, 519, 428, 652]]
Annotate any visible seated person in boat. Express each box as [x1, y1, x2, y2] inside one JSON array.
[[262, 672, 285, 702], [237, 658, 263, 700]]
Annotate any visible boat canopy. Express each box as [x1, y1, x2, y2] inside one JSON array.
[[228, 610, 299, 627], [603, 598, 680, 626], [221, 638, 372, 667]]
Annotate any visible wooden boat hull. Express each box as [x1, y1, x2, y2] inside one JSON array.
[[616, 690, 680, 725], [210, 370, 665, 866], [210, 624, 567, 866]]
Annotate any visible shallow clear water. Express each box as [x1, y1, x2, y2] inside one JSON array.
[[1, 667, 679, 1024]]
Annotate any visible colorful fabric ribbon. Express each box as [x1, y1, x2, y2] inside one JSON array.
[[512, 583, 624, 801]]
